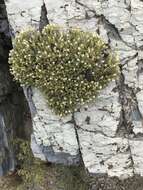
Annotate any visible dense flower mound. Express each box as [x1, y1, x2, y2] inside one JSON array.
[[9, 25, 119, 116]]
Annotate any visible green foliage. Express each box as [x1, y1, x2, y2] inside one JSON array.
[[2, 139, 89, 190], [13, 139, 46, 189], [0, 164, 90, 190], [54, 165, 89, 190], [9, 25, 119, 116]]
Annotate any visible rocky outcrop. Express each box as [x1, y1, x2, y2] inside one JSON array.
[[5, 0, 143, 179], [0, 0, 32, 176], [24, 87, 80, 165]]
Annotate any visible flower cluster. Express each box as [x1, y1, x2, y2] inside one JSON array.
[[9, 25, 119, 116]]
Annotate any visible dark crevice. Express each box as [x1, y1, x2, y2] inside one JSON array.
[[116, 66, 135, 175], [0, 0, 32, 176], [39, 2, 49, 32], [116, 71, 134, 136], [121, 52, 138, 67], [72, 121, 114, 138], [71, 113, 86, 169], [137, 59, 143, 77]]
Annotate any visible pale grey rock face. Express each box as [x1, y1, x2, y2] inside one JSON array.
[[5, 0, 143, 178], [74, 82, 120, 138], [6, 0, 42, 32], [24, 87, 80, 165]]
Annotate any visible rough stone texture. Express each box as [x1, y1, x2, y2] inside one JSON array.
[[0, 0, 32, 176], [5, 0, 143, 179], [24, 87, 80, 165], [74, 82, 132, 178], [5, 0, 42, 32]]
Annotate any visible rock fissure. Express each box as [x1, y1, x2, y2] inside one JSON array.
[[71, 113, 85, 167], [117, 66, 136, 175], [0, 0, 32, 176], [74, 123, 113, 138]]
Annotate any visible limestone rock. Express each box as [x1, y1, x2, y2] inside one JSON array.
[[5, 0, 143, 179], [6, 0, 42, 32], [24, 87, 80, 165]]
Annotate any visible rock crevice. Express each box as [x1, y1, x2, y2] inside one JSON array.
[[0, 0, 32, 176]]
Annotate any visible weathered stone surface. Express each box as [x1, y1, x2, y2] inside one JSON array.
[[24, 87, 80, 165], [130, 139, 143, 176], [5, 0, 143, 179], [74, 82, 120, 137], [5, 0, 42, 32], [78, 131, 133, 178], [71, 0, 143, 178], [74, 82, 131, 178]]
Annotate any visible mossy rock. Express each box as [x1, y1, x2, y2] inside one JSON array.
[[9, 25, 119, 116]]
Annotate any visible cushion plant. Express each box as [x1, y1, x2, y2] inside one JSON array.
[[9, 25, 119, 116]]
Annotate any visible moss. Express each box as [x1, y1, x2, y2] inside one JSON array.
[[9, 25, 119, 116], [13, 138, 46, 190], [0, 140, 89, 190], [0, 164, 90, 190], [54, 165, 89, 190]]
